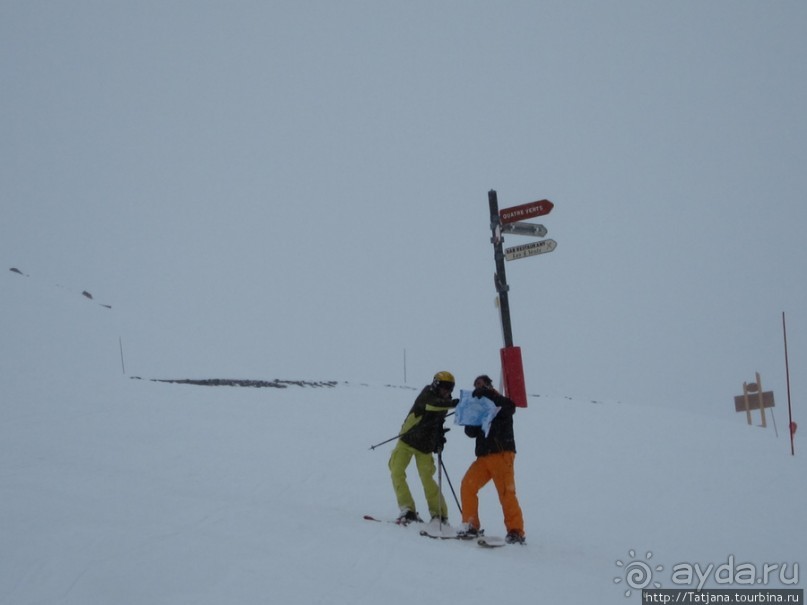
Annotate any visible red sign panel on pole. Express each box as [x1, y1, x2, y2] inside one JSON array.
[[499, 199, 554, 225], [501, 346, 528, 408]]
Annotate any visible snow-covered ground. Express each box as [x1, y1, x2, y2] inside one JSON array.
[[2, 273, 803, 604]]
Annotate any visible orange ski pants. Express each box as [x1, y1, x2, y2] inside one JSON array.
[[460, 451, 524, 535]]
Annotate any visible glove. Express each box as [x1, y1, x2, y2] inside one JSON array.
[[464, 425, 483, 438], [433, 427, 450, 453], [473, 387, 493, 400]]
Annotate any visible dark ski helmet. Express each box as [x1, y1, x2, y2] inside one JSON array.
[[474, 375, 494, 388]]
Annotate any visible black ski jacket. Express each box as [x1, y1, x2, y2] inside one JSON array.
[[399, 385, 458, 454], [464, 388, 517, 457]]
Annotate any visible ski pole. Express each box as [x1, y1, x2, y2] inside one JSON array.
[[368, 411, 455, 450], [440, 457, 462, 516], [368, 433, 403, 451], [437, 448, 444, 531]]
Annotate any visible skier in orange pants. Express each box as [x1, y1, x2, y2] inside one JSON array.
[[458, 375, 525, 544]]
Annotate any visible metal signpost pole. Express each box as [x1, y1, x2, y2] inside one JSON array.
[[488, 189, 514, 348]]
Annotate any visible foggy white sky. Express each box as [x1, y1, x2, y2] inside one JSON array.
[[3, 1, 806, 419]]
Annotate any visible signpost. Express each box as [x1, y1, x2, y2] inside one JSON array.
[[487, 191, 558, 408], [499, 199, 554, 224], [733, 390, 774, 413], [501, 222, 548, 237], [734, 372, 774, 428], [505, 239, 557, 261]]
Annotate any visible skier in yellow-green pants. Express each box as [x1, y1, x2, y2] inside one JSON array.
[[388, 371, 458, 524]]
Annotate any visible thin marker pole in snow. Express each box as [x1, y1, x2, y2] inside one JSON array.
[[119, 337, 126, 375], [783, 312, 795, 456]]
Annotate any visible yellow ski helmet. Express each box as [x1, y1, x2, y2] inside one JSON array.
[[432, 371, 456, 391]]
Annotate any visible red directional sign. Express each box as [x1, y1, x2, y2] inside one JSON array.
[[499, 199, 554, 225]]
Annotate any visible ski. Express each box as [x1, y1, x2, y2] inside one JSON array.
[[363, 514, 423, 526], [420, 527, 509, 547], [363, 514, 405, 525], [369, 515, 512, 548], [421, 530, 508, 547], [477, 536, 507, 548], [419, 529, 468, 540]]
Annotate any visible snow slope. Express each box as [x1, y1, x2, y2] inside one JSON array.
[[1, 272, 803, 604]]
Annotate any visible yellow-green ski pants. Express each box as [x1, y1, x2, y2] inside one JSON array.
[[388, 440, 448, 520]]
